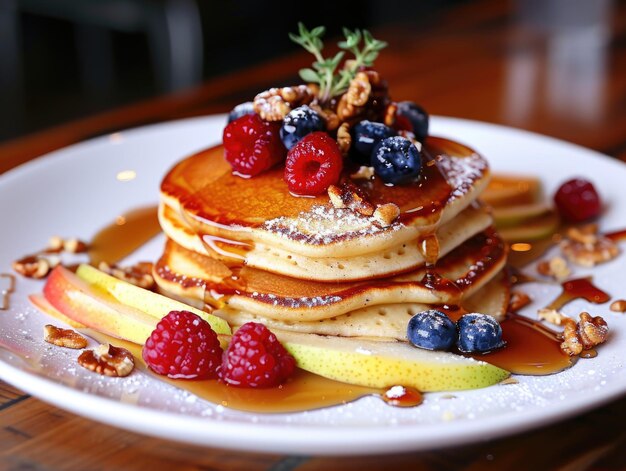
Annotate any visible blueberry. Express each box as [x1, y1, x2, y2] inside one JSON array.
[[350, 120, 396, 164], [227, 102, 256, 123], [456, 313, 505, 353], [397, 101, 429, 142], [407, 310, 456, 351], [371, 136, 422, 185], [280, 105, 325, 150]]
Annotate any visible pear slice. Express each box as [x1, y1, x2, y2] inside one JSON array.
[[75, 264, 230, 335], [498, 211, 560, 242], [492, 202, 551, 228], [276, 331, 509, 391]]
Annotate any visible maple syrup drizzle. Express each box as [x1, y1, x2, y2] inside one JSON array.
[[605, 228, 626, 242], [545, 277, 610, 311], [84, 330, 428, 413], [473, 313, 574, 375], [88, 206, 160, 265]]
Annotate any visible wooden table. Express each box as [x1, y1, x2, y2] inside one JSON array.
[[1, 0, 625, 468]]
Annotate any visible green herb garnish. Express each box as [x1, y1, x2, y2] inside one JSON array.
[[289, 23, 387, 104]]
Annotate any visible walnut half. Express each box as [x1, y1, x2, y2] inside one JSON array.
[[43, 325, 88, 349], [560, 312, 608, 356], [78, 344, 135, 377]]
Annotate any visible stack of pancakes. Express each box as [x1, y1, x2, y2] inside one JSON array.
[[155, 136, 509, 341]]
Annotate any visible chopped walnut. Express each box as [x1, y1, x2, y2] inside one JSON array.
[[536, 256, 570, 281], [336, 122, 351, 156], [373, 203, 400, 227], [538, 308, 568, 326], [397, 130, 423, 152], [78, 344, 135, 377], [98, 261, 155, 290], [383, 102, 398, 127], [350, 166, 375, 180], [560, 312, 609, 356], [43, 325, 88, 349], [253, 85, 315, 121], [327, 183, 375, 216], [509, 290, 532, 312], [560, 225, 620, 267], [609, 299, 626, 313], [337, 71, 372, 121], [63, 238, 88, 254], [48, 236, 64, 252], [308, 103, 340, 131], [12, 256, 51, 279], [577, 312, 608, 349], [560, 318, 583, 356]]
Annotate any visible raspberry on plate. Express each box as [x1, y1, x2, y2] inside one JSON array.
[[554, 178, 601, 222], [284, 132, 343, 196], [220, 322, 296, 388], [142, 310, 223, 379], [223, 114, 286, 177]]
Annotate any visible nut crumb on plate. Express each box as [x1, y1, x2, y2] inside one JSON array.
[[43, 325, 88, 349], [560, 225, 620, 267], [609, 300, 626, 312], [536, 256, 570, 281]]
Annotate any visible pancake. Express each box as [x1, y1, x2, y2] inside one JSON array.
[[153, 227, 507, 321], [159, 201, 493, 281], [209, 270, 509, 341], [160, 136, 490, 259]]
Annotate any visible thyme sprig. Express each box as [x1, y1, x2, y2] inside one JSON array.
[[289, 23, 387, 104]]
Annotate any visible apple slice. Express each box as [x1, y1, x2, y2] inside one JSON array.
[[75, 264, 230, 335], [29, 294, 86, 329], [44, 266, 158, 344], [276, 331, 509, 391]]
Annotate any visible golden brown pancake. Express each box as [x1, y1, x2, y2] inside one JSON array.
[[160, 136, 490, 259], [153, 228, 507, 321]]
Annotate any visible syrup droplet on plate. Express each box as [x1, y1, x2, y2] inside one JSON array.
[[545, 277, 610, 311], [88, 206, 160, 265]]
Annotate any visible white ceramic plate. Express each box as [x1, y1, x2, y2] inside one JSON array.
[[0, 116, 625, 456]]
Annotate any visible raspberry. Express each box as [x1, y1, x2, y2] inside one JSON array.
[[554, 178, 601, 222], [142, 310, 222, 379], [223, 114, 286, 177], [220, 322, 296, 388], [284, 132, 343, 195]]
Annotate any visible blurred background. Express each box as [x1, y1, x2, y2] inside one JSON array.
[[0, 0, 624, 159]]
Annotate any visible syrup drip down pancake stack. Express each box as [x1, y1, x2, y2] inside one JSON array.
[[155, 135, 510, 342]]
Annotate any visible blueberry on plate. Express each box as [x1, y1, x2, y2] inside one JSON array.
[[407, 309, 456, 351], [371, 136, 422, 185], [350, 120, 396, 164], [457, 313, 506, 353], [227, 102, 255, 123], [396, 101, 429, 142], [280, 105, 325, 150]]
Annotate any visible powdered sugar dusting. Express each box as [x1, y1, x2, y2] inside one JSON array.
[[437, 152, 487, 201], [263, 205, 401, 245]]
